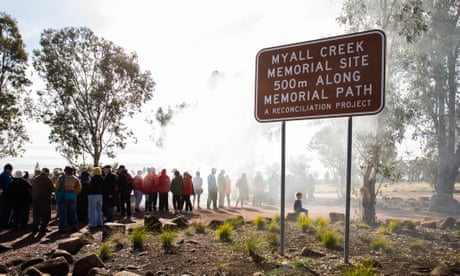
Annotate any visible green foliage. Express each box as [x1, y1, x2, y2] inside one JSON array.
[[239, 233, 265, 263], [356, 222, 370, 229], [267, 233, 280, 248], [402, 220, 417, 230], [96, 242, 112, 261], [216, 222, 233, 242], [131, 226, 147, 250], [0, 13, 31, 158], [370, 235, 390, 251], [269, 220, 280, 233], [316, 217, 328, 229], [226, 216, 245, 228], [343, 260, 375, 276], [32, 26, 155, 165], [272, 214, 281, 224], [297, 214, 313, 232], [253, 215, 266, 230], [376, 226, 391, 235], [387, 220, 402, 233], [321, 230, 340, 249], [160, 229, 176, 248]]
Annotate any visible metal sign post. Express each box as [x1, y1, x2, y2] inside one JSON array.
[[344, 116, 353, 263], [280, 121, 286, 256]]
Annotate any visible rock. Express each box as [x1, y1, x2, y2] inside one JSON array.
[[253, 272, 265, 276], [329, 212, 345, 224], [87, 267, 111, 276], [58, 236, 91, 255], [420, 220, 437, 229], [113, 271, 141, 276], [155, 271, 168, 276], [7, 257, 26, 267], [171, 216, 189, 228], [20, 266, 43, 276], [102, 222, 126, 241], [440, 217, 456, 229], [431, 262, 450, 276], [300, 247, 325, 258], [208, 220, 224, 229], [72, 253, 104, 276], [49, 249, 73, 264], [286, 212, 299, 221], [20, 258, 45, 271], [33, 256, 69, 276], [144, 215, 162, 232]]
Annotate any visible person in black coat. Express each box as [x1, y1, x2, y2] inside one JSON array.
[[102, 165, 117, 222], [116, 165, 133, 218], [8, 171, 32, 228]]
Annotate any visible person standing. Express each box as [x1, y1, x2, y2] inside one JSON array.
[[9, 171, 31, 229], [158, 169, 170, 212], [0, 164, 13, 229], [32, 168, 54, 233], [182, 172, 194, 214], [217, 170, 226, 208], [87, 167, 104, 228], [252, 172, 265, 206], [235, 173, 249, 208], [143, 168, 159, 212], [225, 175, 232, 208], [77, 169, 90, 223], [192, 171, 203, 209], [116, 165, 133, 219], [207, 168, 218, 210], [55, 166, 82, 234], [102, 165, 116, 222], [170, 170, 184, 214], [132, 170, 144, 212]]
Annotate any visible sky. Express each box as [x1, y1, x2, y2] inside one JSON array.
[[2, 0, 351, 178]]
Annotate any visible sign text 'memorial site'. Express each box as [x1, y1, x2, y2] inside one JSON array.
[[255, 30, 386, 122]]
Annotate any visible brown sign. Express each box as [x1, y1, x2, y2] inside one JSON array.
[[255, 30, 386, 122]]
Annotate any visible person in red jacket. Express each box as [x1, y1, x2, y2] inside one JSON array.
[[143, 168, 159, 212], [182, 172, 194, 214], [132, 170, 144, 212], [158, 169, 170, 212]]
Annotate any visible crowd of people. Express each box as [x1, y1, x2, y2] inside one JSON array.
[[0, 162, 315, 234]]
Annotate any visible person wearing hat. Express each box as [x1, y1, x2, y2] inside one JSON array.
[[8, 171, 32, 228], [102, 165, 116, 222], [0, 164, 13, 229], [55, 166, 82, 233], [87, 167, 104, 228], [31, 168, 54, 233]]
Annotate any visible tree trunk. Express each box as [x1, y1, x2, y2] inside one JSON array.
[[361, 164, 376, 225]]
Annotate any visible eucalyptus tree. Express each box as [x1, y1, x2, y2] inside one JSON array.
[[337, 0, 425, 224], [401, 1, 459, 212], [33, 27, 155, 166], [0, 13, 31, 158]]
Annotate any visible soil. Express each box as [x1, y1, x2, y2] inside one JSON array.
[[0, 194, 459, 275]]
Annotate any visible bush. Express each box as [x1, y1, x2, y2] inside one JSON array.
[[376, 226, 391, 235], [343, 260, 374, 276], [253, 215, 266, 230], [316, 217, 328, 230], [370, 235, 390, 251], [96, 242, 112, 261], [356, 222, 370, 229], [387, 220, 402, 233], [402, 220, 417, 230], [131, 226, 147, 250], [322, 230, 340, 249], [297, 213, 313, 232], [267, 233, 280, 247], [269, 220, 280, 233], [160, 229, 177, 248], [216, 222, 233, 242], [272, 214, 281, 224], [191, 220, 207, 234], [227, 216, 245, 228]]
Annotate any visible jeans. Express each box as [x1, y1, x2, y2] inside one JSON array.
[[58, 199, 77, 232], [88, 194, 103, 227], [134, 190, 143, 210]]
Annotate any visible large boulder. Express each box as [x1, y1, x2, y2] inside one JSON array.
[[20, 258, 45, 271], [33, 256, 69, 276], [440, 217, 456, 229], [72, 253, 104, 276], [58, 236, 91, 255]]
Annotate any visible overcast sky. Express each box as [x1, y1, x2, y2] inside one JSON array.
[[2, 0, 348, 177]]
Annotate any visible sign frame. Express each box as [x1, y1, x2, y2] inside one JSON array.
[[255, 29, 386, 122]]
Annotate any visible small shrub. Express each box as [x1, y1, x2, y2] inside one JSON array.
[[160, 229, 177, 248], [322, 230, 340, 249], [269, 220, 280, 233], [316, 217, 328, 230], [343, 260, 374, 276], [267, 233, 280, 247], [227, 216, 245, 228], [241, 234, 265, 263], [131, 226, 147, 250], [408, 240, 425, 250], [191, 220, 207, 234], [376, 226, 391, 235], [402, 220, 417, 230], [216, 222, 233, 242], [253, 215, 266, 230], [297, 214, 313, 232], [370, 235, 390, 251], [272, 214, 281, 224], [96, 242, 112, 261], [387, 220, 402, 233], [422, 231, 435, 240], [356, 222, 370, 229]]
